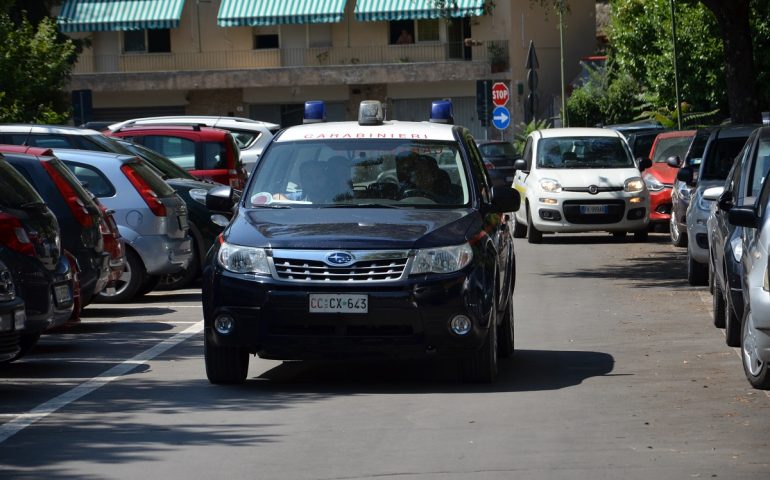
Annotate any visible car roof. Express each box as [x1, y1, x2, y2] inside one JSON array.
[[111, 124, 231, 137], [0, 124, 102, 135], [276, 120, 458, 142], [653, 130, 696, 139], [51, 148, 137, 164], [0, 145, 54, 157], [711, 123, 762, 138], [536, 127, 624, 139], [108, 116, 280, 132]]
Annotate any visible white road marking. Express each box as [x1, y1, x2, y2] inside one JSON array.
[[0, 321, 204, 444]]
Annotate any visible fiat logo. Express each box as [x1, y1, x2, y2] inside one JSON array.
[[326, 252, 354, 266], [588, 185, 599, 195]]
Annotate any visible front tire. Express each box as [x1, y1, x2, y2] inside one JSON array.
[[724, 286, 741, 347], [205, 336, 249, 384], [633, 230, 648, 242], [741, 308, 770, 390], [461, 308, 498, 383], [512, 216, 527, 238], [712, 276, 726, 328], [526, 207, 542, 244], [497, 296, 515, 358], [670, 211, 687, 247], [687, 252, 708, 286]]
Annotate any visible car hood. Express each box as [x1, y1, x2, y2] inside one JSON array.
[[535, 168, 641, 188], [646, 163, 677, 184], [225, 208, 480, 250]]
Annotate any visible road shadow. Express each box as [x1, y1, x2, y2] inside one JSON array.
[[530, 232, 671, 245], [250, 348, 615, 394], [79, 307, 177, 318]]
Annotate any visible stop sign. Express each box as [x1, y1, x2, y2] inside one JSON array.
[[491, 82, 509, 107]]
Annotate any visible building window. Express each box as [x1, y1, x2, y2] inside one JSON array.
[[123, 29, 171, 53], [254, 34, 279, 49], [389, 19, 440, 44]]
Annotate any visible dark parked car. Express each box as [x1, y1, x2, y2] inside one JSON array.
[[0, 155, 74, 359], [669, 127, 713, 247], [477, 140, 518, 187], [115, 139, 225, 289], [0, 146, 110, 308], [677, 124, 761, 285], [605, 120, 666, 159], [0, 259, 24, 363], [707, 126, 770, 347]]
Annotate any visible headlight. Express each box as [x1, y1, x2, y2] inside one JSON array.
[[643, 173, 664, 192], [411, 243, 473, 274], [217, 242, 270, 274], [189, 188, 208, 205], [0, 268, 15, 302], [697, 194, 713, 211], [540, 178, 562, 193], [624, 177, 645, 193], [730, 236, 743, 263], [676, 181, 691, 201]]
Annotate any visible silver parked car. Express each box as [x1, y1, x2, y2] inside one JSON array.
[[107, 116, 279, 173], [52, 149, 193, 303], [728, 173, 770, 389]]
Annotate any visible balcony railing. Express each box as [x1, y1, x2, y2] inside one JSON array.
[[71, 40, 508, 74]]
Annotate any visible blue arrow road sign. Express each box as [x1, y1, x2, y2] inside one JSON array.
[[492, 106, 510, 130]]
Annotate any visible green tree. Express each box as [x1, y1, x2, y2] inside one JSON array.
[[0, 9, 76, 123]]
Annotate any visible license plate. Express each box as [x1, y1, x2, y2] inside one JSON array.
[[178, 214, 188, 230], [53, 283, 72, 306], [580, 205, 608, 215], [309, 294, 368, 313]]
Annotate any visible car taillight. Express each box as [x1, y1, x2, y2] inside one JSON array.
[[484, 162, 495, 170], [0, 213, 35, 256], [40, 161, 94, 227], [120, 164, 167, 217]]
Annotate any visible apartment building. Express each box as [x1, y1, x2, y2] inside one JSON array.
[[58, 0, 596, 137]]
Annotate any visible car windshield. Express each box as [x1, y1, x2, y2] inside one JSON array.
[[246, 139, 470, 208], [700, 136, 750, 181], [652, 136, 694, 163], [479, 142, 516, 158], [536, 136, 634, 169], [0, 160, 45, 207], [118, 140, 196, 180]]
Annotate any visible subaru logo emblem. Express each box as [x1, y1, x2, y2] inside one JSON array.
[[326, 251, 354, 266], [588, 185, 599, 195]]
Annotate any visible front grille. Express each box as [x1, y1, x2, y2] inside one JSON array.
[[271, 251, 409, 283], [562, 186, 624, 193], [696, 233, 709, 249], [0, 331, 20, 357], [563, 199, 626, 224]]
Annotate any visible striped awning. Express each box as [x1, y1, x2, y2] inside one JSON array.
[[57, 0, 185, 32], [355, 0, 486, 22], [217, 0, 347, 27]]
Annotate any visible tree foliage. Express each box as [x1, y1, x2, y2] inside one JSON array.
[[0, 9, 77, 123]]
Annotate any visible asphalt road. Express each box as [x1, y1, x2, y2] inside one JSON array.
[[1, 232, 769, 479]]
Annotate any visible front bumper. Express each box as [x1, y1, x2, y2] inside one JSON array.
[[203, 269, 492, 361], [687, 207, 710, 263], [747, 286, 770, 362], [648, 187, 673, 223], [130, 234, 193, 276], [529, 191, 649, 233], [0, 297, 24, 362]]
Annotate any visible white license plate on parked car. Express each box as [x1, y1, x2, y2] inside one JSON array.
[[309, 294, 368, 313], [178, 214, 188, 230], [53, 284, 72, 306], [580, 205, 608, 215]]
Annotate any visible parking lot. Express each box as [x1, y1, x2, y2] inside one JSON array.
[[1, 233, 768, 479]]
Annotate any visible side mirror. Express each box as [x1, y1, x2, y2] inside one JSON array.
[[490, 185, 520, 213], [702, 186, 724, 202], [513, 159, 527, 172], [676, 167, 695, 186], [206, 185, 237, 212], [636, 157, 652, 172], [728, 206, 759, 229], [666, 155, 681, 168]]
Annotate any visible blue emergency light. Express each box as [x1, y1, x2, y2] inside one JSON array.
[[429, 99, 454, 124], [303, 101, 326, 124]]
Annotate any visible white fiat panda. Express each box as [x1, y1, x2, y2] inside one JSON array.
[[512, 127, 651, 243]]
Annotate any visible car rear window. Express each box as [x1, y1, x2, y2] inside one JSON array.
[[140, 135, 196, 170], [0, 159, 45, 207], [62, 162, 116, 198], [229, 129, 260, 149], [125, 161, 176, 198], [45, 158, 100, 206]]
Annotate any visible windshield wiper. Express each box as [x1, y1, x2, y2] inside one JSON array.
[[254, 204, 293, 209], [20, 201, 47, 208], [322, 203, 403, 209]]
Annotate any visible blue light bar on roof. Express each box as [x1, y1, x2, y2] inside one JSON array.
[[430, 99, 454, 124], [304, 101, 326, 124]]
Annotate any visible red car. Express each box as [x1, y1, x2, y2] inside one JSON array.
[[642, 130, 696, 226], [107, 125, 246, 190]]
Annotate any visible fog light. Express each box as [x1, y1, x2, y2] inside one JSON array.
[[449, 315, 472, 335], [14, 309, 25, 330], [629, 197, 643, 204], [214, 314, 235, 335], [539, 198, 558, 205]]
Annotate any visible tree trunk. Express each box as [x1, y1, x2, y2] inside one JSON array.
[[700, 0, 761, 123]]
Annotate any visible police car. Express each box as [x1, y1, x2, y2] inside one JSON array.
[[202, 100, 520, 384]]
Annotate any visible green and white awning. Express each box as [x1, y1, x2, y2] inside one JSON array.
[[217, 0, 347, 27], [57, 0, 185, 32], [355, 0, 486, 22]]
